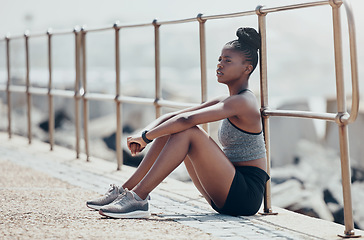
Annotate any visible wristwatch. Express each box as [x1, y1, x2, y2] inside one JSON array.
[[142, 130, 153, 144]]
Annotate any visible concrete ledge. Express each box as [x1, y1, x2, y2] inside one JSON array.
[[1, 132, 363, 239]]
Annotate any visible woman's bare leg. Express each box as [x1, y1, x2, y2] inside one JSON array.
[[183, 156, 211, 202], [124, 136, 212, 203], [122, 135, 169, 190], [132, 126, 235, 208]]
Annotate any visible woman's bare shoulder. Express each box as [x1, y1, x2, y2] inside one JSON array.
[[223, 91, 260, 115]]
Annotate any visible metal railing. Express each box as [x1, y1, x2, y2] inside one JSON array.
[[257, 1, 359, 239], [0, 0, 359, 237]]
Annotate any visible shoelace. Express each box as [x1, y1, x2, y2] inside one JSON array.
[[104, 184, 117, 196]]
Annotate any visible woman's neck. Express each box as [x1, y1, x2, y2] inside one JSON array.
[[228, 83, 249, 96]]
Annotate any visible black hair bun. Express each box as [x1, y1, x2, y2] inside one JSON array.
[[236, 27, 261, 51]]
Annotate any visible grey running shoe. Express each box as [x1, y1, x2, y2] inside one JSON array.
[[86, 184, 125, 210], [99, 189, 151, 219]]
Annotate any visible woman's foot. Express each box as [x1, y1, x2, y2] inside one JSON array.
[[99, 189, 151, 219], [86, 184, 125, 210]]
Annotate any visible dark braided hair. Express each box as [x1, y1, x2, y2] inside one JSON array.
[[225, 27, 261, 74]]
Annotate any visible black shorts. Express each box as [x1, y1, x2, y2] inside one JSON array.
[[211, 166, 270, 216]]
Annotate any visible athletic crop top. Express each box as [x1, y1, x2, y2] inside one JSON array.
[[218, 118, 266, 162]]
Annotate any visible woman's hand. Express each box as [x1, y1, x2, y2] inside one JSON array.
[[127, 135, 147, 156]]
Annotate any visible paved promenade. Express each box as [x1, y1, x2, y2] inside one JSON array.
[[1, 133, 363, 239]]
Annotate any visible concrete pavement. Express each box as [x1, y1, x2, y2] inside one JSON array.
[[1, 133, 363, 239]]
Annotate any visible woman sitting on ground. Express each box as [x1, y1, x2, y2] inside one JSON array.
[[87, 27, 269, 218]]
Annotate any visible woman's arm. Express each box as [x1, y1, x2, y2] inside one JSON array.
[[127, 94, 249, 155], [146, 96, 242, 140], [138, 95, 226, 134]]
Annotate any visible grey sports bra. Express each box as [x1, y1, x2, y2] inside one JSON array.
[[218, 91, 266, 162]]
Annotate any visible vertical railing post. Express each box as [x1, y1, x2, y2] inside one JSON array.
[[256, 6, 276, 215], [5, 34, 12, 139], [114, 22, 123, 170], [197, 14, 208, 132], [24, 31, 32, 144], [330, 0, 358, 238], [153, 20, 161, 118], [74, 27, 81, 159], [81, 27, 90, 161], [342, 0, 359, 125], [47, 29, 55, 151]]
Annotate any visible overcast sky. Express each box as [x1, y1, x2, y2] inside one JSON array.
[[0, 0, 363, 102], [1, 0, 362, 35]]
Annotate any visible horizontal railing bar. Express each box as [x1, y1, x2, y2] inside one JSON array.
[[83, 93, 196, 110], [50, 29, 76, 36], [0, 85, 199, 109], [84, 92, 115, 101], [82, 93, 196, 108], [9, 85, 26, 93], [260, 1, 330, 14], [0, 86, 76, 99], [201, 10, 256, 21], [117, 22, 154, 29], [1, 35, 23, 41], [50, 89, 75, 98], [0, 1, 334, 42], [83, 26, 114, 33], [157, 1, 332, 24], [29, 87, 48, 95], [24, 32, 45, 38], [117, 96, 155, 105], [157, 10, 257, 25], [0, 83, 345, 122], [0, 29, 75, 41], [263, 109, 337, 121], [157, 99, 198, 109], [83, 93, 190, 107], [71, 23, 154, 33], [157, 17, 199, 25]]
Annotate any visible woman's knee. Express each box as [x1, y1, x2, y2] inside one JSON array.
[[168, 126, 209, 155], [170, 126, 202, 139]]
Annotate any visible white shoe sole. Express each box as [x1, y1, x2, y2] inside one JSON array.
[[86, 203, 102, 210], [99, 209, 151, 219]]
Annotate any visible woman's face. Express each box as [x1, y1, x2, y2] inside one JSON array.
[[216, 47, 251, 84]]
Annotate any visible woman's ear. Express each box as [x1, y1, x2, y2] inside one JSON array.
[[245, 65, 253, 75]]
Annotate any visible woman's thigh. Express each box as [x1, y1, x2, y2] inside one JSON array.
[[181, 126, 236, 208], [183, 157, 211, 203]]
